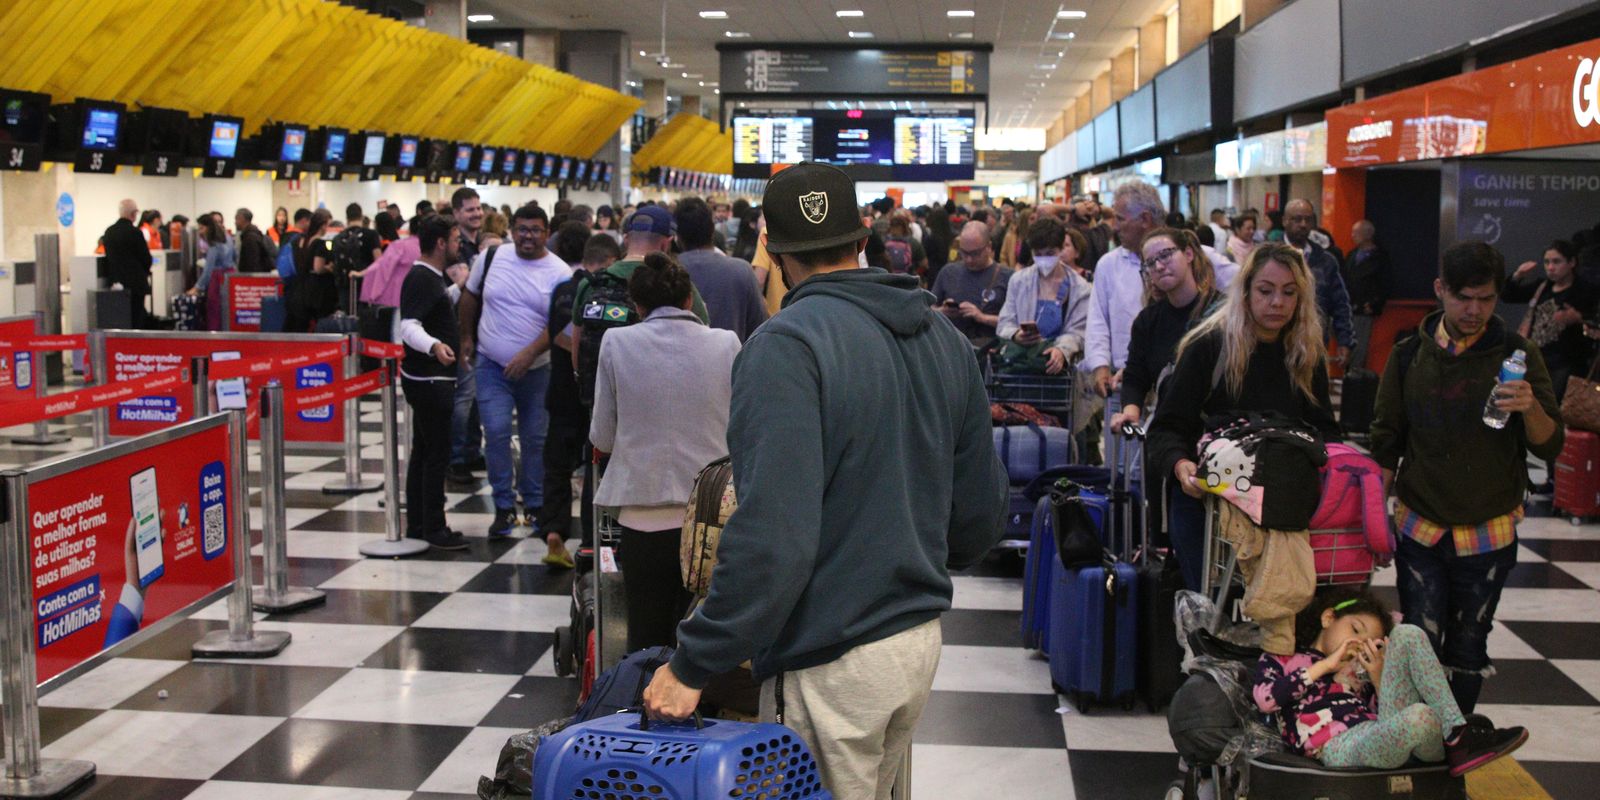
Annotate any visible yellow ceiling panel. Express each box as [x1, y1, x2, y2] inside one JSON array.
[[0, 0, 640, 156], [633, 113, 733, 176]]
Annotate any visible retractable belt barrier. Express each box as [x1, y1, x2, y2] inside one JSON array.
[[0, 333, 88, 352], [1, 411, 288, 799], [0, 368, 189, 429]]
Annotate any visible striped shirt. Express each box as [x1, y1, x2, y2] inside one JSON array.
[[1394, 499, 1521, 555]]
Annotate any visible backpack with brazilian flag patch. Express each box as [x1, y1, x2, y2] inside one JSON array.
[[576, 267, 640, 406]]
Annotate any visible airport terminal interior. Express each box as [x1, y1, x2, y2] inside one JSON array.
[[1, 1, 1600, 799]]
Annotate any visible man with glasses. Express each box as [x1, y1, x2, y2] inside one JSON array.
[[457, 204, 574, 541], [1284, 198, 1356, 365], [931, 221, 1014, 343]]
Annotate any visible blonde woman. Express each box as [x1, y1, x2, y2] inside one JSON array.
[[1146, 243, 1341, 590]]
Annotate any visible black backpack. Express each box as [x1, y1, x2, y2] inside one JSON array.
[[576, 268, 639, 406], [331, 227, 371, 277]]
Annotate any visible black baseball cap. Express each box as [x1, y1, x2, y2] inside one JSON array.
[[762, 162, 870, 255]]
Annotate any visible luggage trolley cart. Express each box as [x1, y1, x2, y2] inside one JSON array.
[[1198, 497, 1377, 630], [982, 351, 1078, 436]]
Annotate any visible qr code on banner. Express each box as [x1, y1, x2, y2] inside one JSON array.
[[204, 503, 225, 555]]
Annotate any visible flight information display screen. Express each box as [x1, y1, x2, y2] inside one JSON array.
[[893, 116, 974, 166], [814, 114, 893, 166], [733, 116, 813, 166], [207, 119, 241, 159]]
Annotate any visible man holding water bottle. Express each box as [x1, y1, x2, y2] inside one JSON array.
[[1369, 241, 1563, 714]]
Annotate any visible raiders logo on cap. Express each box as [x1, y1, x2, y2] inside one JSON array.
[[799, 191, 828, 224]]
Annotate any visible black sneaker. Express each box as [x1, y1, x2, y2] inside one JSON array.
[[445, 463, 476, 487], [489, 508, 519, 537], [466, 455, 487, 471], [1446, 717, 1528, 776], [426, 530, 471, 551]]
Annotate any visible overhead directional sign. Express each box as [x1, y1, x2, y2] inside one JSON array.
[[719, 45, 990, 97]]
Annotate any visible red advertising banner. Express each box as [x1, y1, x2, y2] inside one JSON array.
[[0, 333, 88, 352], [0, 315, 36, 404], [102, 334, 344, 443], [221, 274, 282, 332], [1328, 36, 1600, 168], [26, 417, 235, 683]]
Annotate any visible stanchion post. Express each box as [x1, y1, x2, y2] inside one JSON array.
[[12, 311, 68, 445], [193, 410, 292, 658], [88, 331, 107, 449], [323, 331, 380, 495], [0, 471, 95, 797], [361, 360, 426, 558], [191, 357, 209, 417], [252, 381, 325, 613]]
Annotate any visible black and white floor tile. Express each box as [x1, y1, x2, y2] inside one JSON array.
[[0, 404, 1594, 799]]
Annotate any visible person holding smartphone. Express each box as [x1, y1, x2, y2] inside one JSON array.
[[930, 222, 1013, 343], [994, 216, 1091, 376]]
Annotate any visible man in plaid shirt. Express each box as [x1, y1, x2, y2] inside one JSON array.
[[1370, 241, 1563, 714]]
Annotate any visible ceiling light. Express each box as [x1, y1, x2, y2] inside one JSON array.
[[682, 72, 689, 77], [949, 32, 973, 39], [836, 9, 864, 17], [467, 14, 494, 22], [848, 31, 874, 38], [714, 89, 720, 94], [724, 30, 750, 37], [1058, 10, 1088, 19], [1051, 31, 1077, 40], [1038, 64, 1057, 69], [698, 10, 728, 19], [639, 50, 647, 56], [698, 81, 705, 86], [947, 10, 975, 17]]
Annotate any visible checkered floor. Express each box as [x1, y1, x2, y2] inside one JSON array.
[[2, 401, 1597, 799]]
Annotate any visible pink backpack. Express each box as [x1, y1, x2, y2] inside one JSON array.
[[1306, 443, 1395, 583]]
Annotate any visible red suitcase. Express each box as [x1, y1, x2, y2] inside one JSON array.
[[1555, 429, 1600, 520]]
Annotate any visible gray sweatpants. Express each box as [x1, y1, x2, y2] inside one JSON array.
[[760, 619, 941, 800]]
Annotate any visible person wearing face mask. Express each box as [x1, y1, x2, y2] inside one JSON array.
[[1146, 244, 1342, 592], [994, 216, 1091, 376]]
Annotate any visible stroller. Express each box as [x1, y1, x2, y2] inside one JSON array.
[[1162, 495, 1466, 800]]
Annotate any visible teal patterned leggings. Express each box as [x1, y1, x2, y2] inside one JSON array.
[[1320, 624, 1469, 769]]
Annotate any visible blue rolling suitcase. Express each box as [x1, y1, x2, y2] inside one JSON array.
[[1048, 558, 1140, 712], [994, 423, 1073, 485], [1021, 495, 1055, 651], [531, 711, 834, 800]]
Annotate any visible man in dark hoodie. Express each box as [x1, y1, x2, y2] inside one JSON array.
[[1370, 241, 1561, 714], [643, 163, 1007, 797]]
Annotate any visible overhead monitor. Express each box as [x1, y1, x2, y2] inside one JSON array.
[[321, 128, 348, 164], [397, 136, 418, 168], [559, 156, 574, 180], [501, 148, 518, 174], [280, 125, 308, 162], [361, 133, 386, 166], [814, 112, 893, 166], [80, 106, 122, 151], [453, 143, 472, 172], [893, 115, 974, 178], [206, 117, 241, 159], [575, 160, 590, 182], [522, 151, 538, 177], [540, 152, 556, 178], [0, 90, 48, 144], [477, 146, 497, 174]]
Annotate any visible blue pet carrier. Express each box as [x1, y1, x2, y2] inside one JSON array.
[[532, 711, 834, 800]]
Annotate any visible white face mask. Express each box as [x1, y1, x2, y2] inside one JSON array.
[[1033, 254, 1060, 271]]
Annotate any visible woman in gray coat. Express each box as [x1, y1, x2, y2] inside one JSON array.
[[591, 251, 742, 650]]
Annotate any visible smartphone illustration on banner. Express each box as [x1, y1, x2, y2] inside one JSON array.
[[211, 351, 247, 410], [130, 466, 163, 587]]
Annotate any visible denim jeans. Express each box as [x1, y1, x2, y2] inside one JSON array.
[[1166, 482, 1208, 593], [476, 355, 549, 511], [451, 356, 480, 466], [1395, 533, 1518, 714]]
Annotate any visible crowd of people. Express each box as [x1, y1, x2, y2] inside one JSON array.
[[93, 165, 1599, 795]]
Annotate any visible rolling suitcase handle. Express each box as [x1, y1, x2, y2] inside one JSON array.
[[1109, 422, 1144, 563]]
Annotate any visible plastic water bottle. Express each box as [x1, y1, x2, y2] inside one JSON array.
[[1482, 349, 1528, 429]]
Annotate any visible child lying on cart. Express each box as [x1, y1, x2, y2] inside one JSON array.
[[1250, 589, 1527, 776]]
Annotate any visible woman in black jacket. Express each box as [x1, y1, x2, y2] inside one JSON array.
[[1147, 243, 1341, 591], [1111, 227, 1221, 432]]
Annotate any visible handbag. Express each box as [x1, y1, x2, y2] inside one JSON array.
[[1049, 479, 1108, 569], [1560, 358, 1600, 433]]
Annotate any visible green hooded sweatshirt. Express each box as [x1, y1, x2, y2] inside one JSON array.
[[671, 268, 1007, 688]]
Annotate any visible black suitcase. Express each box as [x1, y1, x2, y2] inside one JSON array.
[[1341, 368, 1380, 435], [1137, 551, 1186, 711], [1245, 752, 1465, 800]]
